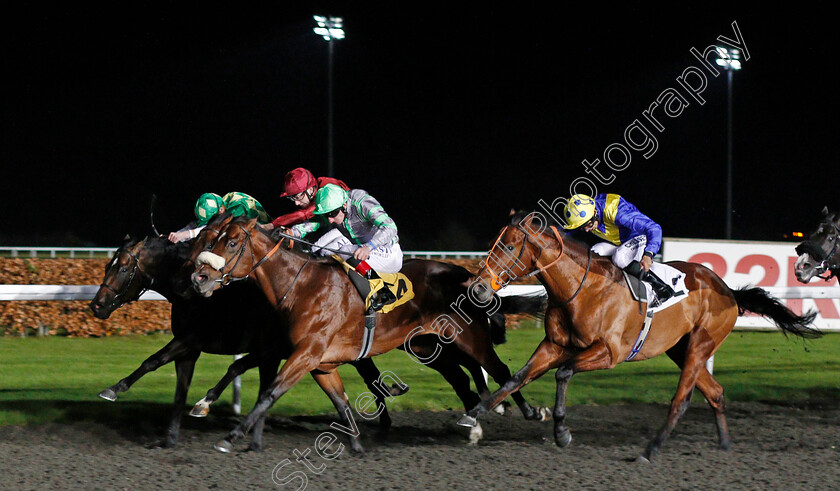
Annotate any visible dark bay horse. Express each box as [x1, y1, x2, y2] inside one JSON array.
[[794, 206, 840, 283], [89, 233, 404, 449], [459, 210, 821, 461], [189, 216, 548, 454]]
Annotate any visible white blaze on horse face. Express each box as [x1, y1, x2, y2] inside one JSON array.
[[794, 253, 817, 282], [196, 251, 226, 271]]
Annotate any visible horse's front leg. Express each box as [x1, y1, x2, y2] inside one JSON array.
[[214, 348, 322, 454], [190, 353, 261, 417], [250, 357, 283, 452], [99, 337, 194, 401], [457, 337, 566, 427], [164, 353, 199, 447], [553, 364, 574, 447]]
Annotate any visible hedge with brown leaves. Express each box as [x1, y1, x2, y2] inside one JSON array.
[[0, 257, 539, 337]]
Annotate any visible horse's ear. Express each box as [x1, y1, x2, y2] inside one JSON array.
[[821, 206, 830, 217], [509, 209, 516, 217]]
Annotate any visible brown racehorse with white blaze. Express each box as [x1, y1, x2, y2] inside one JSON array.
[[459, 210, 821, 461], [189, 216, 549, 454]]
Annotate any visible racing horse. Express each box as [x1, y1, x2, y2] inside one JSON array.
[[458, 210, 821, 461], [189, 215, 549, 454], [90, 231, 406, 449], [794, 206, 840, 283]]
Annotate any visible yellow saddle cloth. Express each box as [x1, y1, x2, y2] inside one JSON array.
[[332, 256, 415, 313]]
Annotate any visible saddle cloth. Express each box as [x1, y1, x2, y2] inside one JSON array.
[[332, 256, 414, 313], [622, 261, 689, 314], [622, 262, 690, 361]]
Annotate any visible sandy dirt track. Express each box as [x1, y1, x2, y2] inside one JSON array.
[[1, 401, 838, 490]]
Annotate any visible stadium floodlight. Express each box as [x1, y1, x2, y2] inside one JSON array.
[[312, 15, 345, 177], [716, 47, 743, 239], [715, 47, 742, 70], [313, 15, 345, 41]]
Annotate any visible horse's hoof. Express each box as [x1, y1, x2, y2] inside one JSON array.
[[350, 445, 365, 457], [456, 414, 478, 428], [98, 388, 118, 402], [468, 423, 483, 445], [635, 455, 651, 464], [189, 397, 211, 418], [214, 440, 233, 454], [538, 406, 552, 421], [247, 442, 264, 453], [554, 428, 572, 448], [389, 383, 409, 397]]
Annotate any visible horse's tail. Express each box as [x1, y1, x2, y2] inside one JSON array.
[[480, 293, 547, 345], [497, 292, 548, 318], [732, 287, 822, 339], [488, 312, 507, 345]]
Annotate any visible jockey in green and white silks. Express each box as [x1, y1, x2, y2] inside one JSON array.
[[289, 184, 403, 275], [168, 192, 271, 243]]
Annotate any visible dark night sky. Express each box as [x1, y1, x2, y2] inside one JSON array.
[[2, 2, 837, 249]]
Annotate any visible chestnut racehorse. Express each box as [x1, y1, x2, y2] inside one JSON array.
[[90, 233, 405, 449], [190, 216, 548, 454], [458, 210, 821, 461]]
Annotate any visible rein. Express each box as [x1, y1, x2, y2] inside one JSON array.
[[214, 225, 287, 285], [270, 229, 355, 258], [201, 223, 311, 307]]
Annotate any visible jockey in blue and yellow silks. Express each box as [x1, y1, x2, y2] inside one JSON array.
[[563, 193, 673, 304]]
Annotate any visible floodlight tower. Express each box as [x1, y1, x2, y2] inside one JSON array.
[[716, 47, 741, 240], [313, 15, 345, 177]]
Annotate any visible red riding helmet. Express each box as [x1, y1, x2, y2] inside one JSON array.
[[280, 167, 316, 197]]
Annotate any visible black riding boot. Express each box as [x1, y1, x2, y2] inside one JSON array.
[[346, 258, 395, 328], [624, 261, 673, 306], [366, 269, 396, 311], [643, 270, 674, 306]]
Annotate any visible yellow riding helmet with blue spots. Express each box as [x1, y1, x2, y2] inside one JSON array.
[[563, 194, 597, 229]]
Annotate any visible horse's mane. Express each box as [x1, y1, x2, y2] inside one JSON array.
[[231, 216, 345, 269], [507, 210, 591, 254], [508, 210, 624, 284]]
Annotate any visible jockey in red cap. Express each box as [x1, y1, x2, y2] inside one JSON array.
[[266, 167, 349, 229]]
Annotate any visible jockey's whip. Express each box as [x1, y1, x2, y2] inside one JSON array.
[[269, 229, 354, 258], [150, 194, 162, 237]]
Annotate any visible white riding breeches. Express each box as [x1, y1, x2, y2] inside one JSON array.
[[314, 228, 403, 274], [590, 235, 647, 269]]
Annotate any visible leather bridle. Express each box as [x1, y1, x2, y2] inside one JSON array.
[[479, 224, 591, 304], [99, 247, 151, 309]]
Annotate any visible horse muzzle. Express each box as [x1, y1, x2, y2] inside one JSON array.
[[471, 278, 497, 304], [89, 298, 113, 319], [794, 252, 822, 283], [191, 267, 219, 297]]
